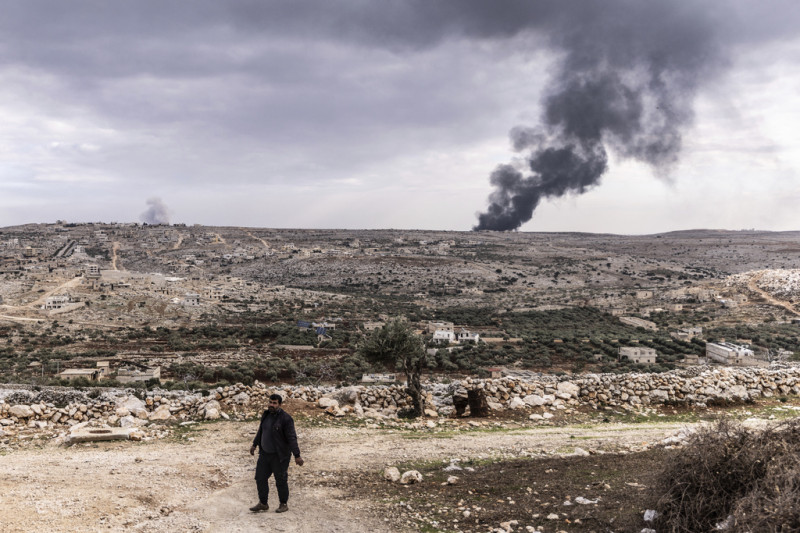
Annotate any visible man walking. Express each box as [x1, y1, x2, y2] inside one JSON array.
[[249, 394, 304, 513]]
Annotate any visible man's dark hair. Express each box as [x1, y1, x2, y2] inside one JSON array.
[[269, 393, 283, 404]]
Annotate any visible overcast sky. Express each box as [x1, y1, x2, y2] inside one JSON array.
[[1, 1, 799, 234]]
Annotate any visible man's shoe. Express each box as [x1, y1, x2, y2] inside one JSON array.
[[249, 502, 269, 512], [276, 503, 289, 513]]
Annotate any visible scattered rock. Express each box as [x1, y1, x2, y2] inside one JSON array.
[[643, 509, 658, 522], [383, 467, 401, 482], [399, 470, 423, 485]]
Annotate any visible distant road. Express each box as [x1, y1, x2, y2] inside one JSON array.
[[747, 271, 800, 316]]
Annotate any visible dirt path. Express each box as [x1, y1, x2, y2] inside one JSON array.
[[25, 277, 83, 308], [111, 241, 122, 270], [245, 231, 270, 250], [0, 417, 697, 532], [747, 271, 800, 316]]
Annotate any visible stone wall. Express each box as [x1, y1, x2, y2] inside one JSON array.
[[1, 365, 799, 438]]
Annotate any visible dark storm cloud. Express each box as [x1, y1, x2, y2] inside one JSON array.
[[0, 0, 798, 225]]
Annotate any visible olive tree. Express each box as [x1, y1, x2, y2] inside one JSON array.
[[357, 318, 430, 417]]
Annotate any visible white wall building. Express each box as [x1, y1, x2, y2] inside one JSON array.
[[44, 295, 71, 310], [706, 342, 754, 365], [432, 329, 456, 343], [619, 346, 658, 364]]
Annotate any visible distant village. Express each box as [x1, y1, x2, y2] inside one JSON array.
[[1, 223, 799, 384]]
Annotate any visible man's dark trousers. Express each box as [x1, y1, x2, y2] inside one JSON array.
[[255, 452, 291, 505]]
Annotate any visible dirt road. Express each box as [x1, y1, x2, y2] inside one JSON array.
[[747, 271, 800, 316], [0, 417, 696, 533]]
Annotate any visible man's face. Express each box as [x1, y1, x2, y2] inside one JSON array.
[[268, 399, 280, 413]]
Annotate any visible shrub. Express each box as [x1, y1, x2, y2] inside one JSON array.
[[652, 418, 800, 532]]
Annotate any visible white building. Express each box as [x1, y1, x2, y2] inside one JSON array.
[[44, 295, 71, 310], [706, 342, 754, 365], [619, 316, 658, 331], [432, 329, 456, 343], [182, 292, 201, 306], [619, 346, 658, 364], [456, 328, 480, 343], [117, 366, 161, 383]]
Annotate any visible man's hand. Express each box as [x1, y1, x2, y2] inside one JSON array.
[[250, 445, 257, 456], [295, 456, 304, 466]]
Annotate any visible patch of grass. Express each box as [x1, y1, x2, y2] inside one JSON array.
[[168, 421, 204, 443]]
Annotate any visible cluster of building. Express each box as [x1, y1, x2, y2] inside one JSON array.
[[57, 361, 161, 383]]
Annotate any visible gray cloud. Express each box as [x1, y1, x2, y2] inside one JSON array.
[[0, 1, 798, 228]]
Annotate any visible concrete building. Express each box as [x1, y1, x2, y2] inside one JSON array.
[[58, 368, 102, 381], [671, 327, 703, 341], [44, 295, 71, 310], [84, 263, 100, 278], [182, 292, 200, 306], [116, 366, 161, 384], [427, 321, 454, 334], [619, 316, 658, 331], [619, 346, 658, 364], [456, 328, 480, 343], [706, 342, 754, 365], [58, 362, 109, 382], [432, 329, 456, 343]]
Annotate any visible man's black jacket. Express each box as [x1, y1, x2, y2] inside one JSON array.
[[252, 408, 301, 461]]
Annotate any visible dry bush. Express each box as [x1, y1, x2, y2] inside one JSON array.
[[653, 418, 800, 532]]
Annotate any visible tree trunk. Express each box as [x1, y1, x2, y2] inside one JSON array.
[[404, 357, 425, 417]]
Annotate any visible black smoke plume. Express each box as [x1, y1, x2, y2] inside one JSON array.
[[474, 3, 722, 231], [140, 197, 171, 225]]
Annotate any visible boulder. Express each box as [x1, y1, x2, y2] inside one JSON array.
[[118, 415, 141, 428], [400, 470, 423, 485], [149, 404, 173, 421], [118, 396, 146, 412], [557, 381, 580, 398], [318, 397, 339, 409], [383, 467, 401, 482], [649, 389, 669, 402], [9, 405, 34, 418], [508, 397, 526, 409], [232, 392, 250, 404], [523, 394, 547, 407]]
